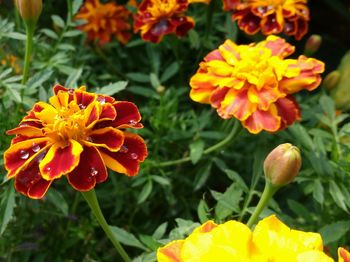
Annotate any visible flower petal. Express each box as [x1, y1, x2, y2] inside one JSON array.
[[84, 127, 124, 152], [100, 133, 147, 176], [4, 138, 51, 179], [243, 106, 281, 134], [6, 125, 44, 137], [40, 140, 83, 180], [67, 146, 108, 191], [74, 89, 97, 108], [15, 160, 52, 199], [260, 35, 295, 58], [338, 247, 350, 262], [275, 96, 301, 130], [157, 240, 184, 262], [112, 101, 142, 128]]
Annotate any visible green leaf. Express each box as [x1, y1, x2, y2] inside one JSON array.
[[152, 175, 170, 186], [152, 222, 168, 239], [160, 62, 179, 83], [288, 123, 314, 151], [0, 183, 16, 235], [46, 189, 68, 216], [51, 15, 65, 28], [126, 72, 150, 83], [26, 70, 53, 90], [40, 29, 59, 39], [329, 181, 348, 212], [72, 0, 83, 15], [38, 86, 48, 101], [98, 81, 128, 96], [137, 180, 153, 204], [110, 226, 148, 251], [189, 139, 205, 164], [193, 162, 212, 191], [188, 30, 200, 49], [224, 169, 248, 192], [319, 221, 350, 245], [313, 180, 324, 205], [149, 73, 160, 88], [225, 13, 238, 41], [6, 87, 21, 103], [139, 234, 162, 250], [62, 30, 82, 38], [6, 32, 26, 40], [197, 199, 210, 224], [65, 68, 83, 87]]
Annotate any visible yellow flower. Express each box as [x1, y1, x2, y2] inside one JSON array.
[[1, 54, 21, 74], [158, 215, 346, 261]]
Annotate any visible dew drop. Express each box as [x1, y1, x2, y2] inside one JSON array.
[[19, 150, 29, 160], [257, 6, 266, 14], [130, 153, 138, 160], [19, 123, 29, 127], [97, 96, 106, 105], [87, 176, 93, 182], [68, 88, 74, 94], [90, 167, 98, 177], [45, 167, 51, 172], [129, 120, 137, 126], [32, 143, 40, 153], [78, 103, 86, 109], [120, 145, 129, 153], [86, 136, 93, 142], [267, 5, 273, 11]]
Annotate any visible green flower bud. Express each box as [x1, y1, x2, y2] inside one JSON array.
[[15, 0, 42, 26], [264, 143, 302, 187], [323, 70, 340, 91], [304, 35, 322, 56]]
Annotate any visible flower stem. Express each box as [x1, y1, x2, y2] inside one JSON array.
[[67, 0, 73, 23], [158, 120, 242, 167], [21, 24, 34, 85], [246, 181, 280, 228], [204, 0, 216, 42], [81, 190, 132, 262]]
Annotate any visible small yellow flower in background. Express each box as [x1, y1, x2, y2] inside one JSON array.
[[188, 0, 210, 5], [133, 0, 195, 43], [223, 0, 309, 40], [190, 35, 324, 134], [4, 85, 147, 199], [1, 54, 21, 74], [158, 215, 348, 261], [75, 0, 132, 45]]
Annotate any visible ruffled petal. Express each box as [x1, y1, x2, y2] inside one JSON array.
[[4, 138, 51, 178], [243, 105, 281, 134], [339, 247, 350, 262], [84, 127, 124, 152], [67, 146, 108, 191], [40, 140, 83, 180], [100, 133, 147, 176], [112, 101, 143, 128], [275, 95, 301, 130], [260, 35, 295, 58], [157, 240, 184, 262], [6, 125, 44, 137], [15, 161, 52, 199]]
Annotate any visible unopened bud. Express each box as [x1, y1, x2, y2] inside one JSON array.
[[156, 85, 165, 94], [264, 143, 302, 187], [304, 35, 322, 56], [323, 70, 340, 91], [15, 0, 42, 26]]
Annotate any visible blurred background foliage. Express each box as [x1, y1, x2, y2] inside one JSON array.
[[0, 0, 349, 261]]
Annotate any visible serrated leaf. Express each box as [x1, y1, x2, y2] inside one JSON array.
[[197, 199, 210, 224], [26, 70, 53, 90], [99, 81, 128, 96], [137, 181, 153, 204], [213, 183, 243, 220], [5, 32, 26, 40], [313, 180, 324, 205], [152, 175, 170, 186], [329, 181, 349, 212], [150, 73, 160, 88], [152, 222, 168, 239], [6, 87, 21, 103], [193, 162, 212, 191], [224, 169, 248, 192], [319, 221, 350, 245], [189, 140, 205, 164], [72, 0, 83, 15], [110, 226, 148, 251], [0, 184, 16, 235], [139, 234, 162, 250], [51, 15, 65, 28], [160, 62, 179, 83], [63, 30, 82, 37], [40, 29, 59, 39]]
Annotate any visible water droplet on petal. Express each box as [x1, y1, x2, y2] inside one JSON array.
[[45, 167, 51, 172], [97, 96, 106, 105], [19, 150, 29, 160], [78, 103, 86, 109], [32, 143, 40, 153], [87, 176, 92, 182], [20, 123, 29, 127], [86, 136, 93, 142], [90, 167, 98, 177], [257, 6, 266, 14], [130, 153, 138, 160], [129, 120, 137, 126], [120, 146, 128, 153], [68, 88, 74, 94]]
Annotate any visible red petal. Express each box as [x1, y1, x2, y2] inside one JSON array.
[[67, 146, 108, 191], [85, 127, 124, 152], [275, 96, 301, 130], [243, 107, 281, 134], [15, 161, 52, 199], [112, 101, 142, 129], [6, 125, 43, 137], [74, 89, 97, 108], [99, 103, 117, 121], [100, 133, 147, 176], [40, 140, 83, 180], [53, 84, 68, 95]]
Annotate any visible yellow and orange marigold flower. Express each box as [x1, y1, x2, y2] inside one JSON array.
[[190, 35, 324, 134], [223, 0, 310, 40], [158, 215, 349, 262], [133, 0, 195, 43], [75, 0, 132, 45], [4, 85, 147, 199]]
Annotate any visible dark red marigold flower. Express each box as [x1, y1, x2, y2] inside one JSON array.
[[4, 85, 147, 199], [223, 0, 310, 40], [133, 0, 195, 43]]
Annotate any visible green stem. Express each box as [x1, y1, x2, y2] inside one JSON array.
[[158, 120, 242, 167], [204, 0, 216, 42], [246, 181, 280, 228], [21, 24, 34, 85], [67, 0, 73, 23], [81, 190, 131, 262]]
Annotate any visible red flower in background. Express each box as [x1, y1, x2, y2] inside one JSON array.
[[4, 85, 147, 199], [76, 0, 132, 45], [224, 0, 309, 40], [190, 36, 324, 134], [133, 0, 195, 43]]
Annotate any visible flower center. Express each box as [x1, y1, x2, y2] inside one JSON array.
[[147, 0, 179, 17]]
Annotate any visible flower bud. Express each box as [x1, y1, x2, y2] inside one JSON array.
[[264, 143, 301, 187], [323, 70, 340, 91], [304, 34, 322, 56], [15, 0, 42, 25]]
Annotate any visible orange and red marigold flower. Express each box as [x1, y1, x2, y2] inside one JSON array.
[[133, 0, 195, 43], [190, 35, 324, 134], [75, 0, 132, 45], [4, 85, 147, 199], [223, 0, 310, 40]]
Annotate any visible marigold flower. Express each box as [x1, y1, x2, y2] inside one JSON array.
[[339, 248, 350, 262], [133, 0, 195, 43], [188, 0, 210, 4], [224, 0, 310, 40], [158, 215, 347, 261], [4, 85, 147, 199], [189, 36, 324, 134], [1, 54, 21, 74], [75, 0, 132, 45]]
